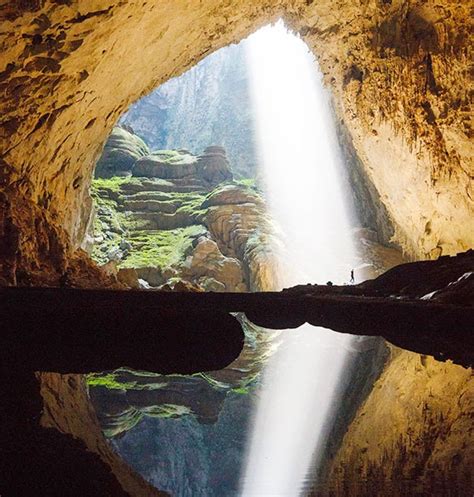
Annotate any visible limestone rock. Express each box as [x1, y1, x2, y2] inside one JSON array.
[[183, 236, 245, 292], [120, 43, 258, 178], [133, 150, 198, 179], [198, 146, 233, 185], [116, 267, 140, 288], [2, 2, 472, 493], [133, 147, 233, 188], [202, 183, 262, 208], [95, 127, 149, 178]]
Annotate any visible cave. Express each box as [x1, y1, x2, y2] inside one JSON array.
[[0, 2, 473, 497]]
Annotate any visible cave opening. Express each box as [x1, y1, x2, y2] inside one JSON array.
[[85, 21, 404, 497]]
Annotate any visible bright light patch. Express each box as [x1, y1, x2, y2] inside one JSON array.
[[241, 22, 358, 496]]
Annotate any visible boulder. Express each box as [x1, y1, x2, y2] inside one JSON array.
[[202, 183, 262, 208], [184, 237, 245, 291], [117, 267, 140, 288], [132, 150, 198, 179], [132, 146, 232, 188], [95, 126, 149, 178], [198, 146, 233, 185]]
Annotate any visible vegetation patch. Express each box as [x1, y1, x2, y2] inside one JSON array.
[[92, 175, 137, 194], [150, 149, 197, 165], [233, 177, 259, 191], [121, 225, 207, 269], [232, 386, 250, 395], [86, 372, 168, 391], [141, 404, 192, 418]]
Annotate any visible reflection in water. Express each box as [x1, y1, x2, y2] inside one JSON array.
[[241, 23, 358, 496], [89, 22, 375, 497]]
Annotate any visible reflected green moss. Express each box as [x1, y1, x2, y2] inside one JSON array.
[[86, 373, 139, 390]]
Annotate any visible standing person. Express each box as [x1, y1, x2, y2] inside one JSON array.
[[350, 269, 355, 284]]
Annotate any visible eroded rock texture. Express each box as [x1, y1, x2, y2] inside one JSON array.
[[299, 1, 473, 258], [1, 0, 472, 259]]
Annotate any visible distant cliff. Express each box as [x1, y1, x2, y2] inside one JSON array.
[[120, 41, 258, 178]]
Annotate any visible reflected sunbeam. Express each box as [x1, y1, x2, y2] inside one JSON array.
[[241, 21, 359, 496]]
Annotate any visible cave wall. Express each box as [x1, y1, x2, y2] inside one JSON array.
[[323, 350, 473, 497], [296, 0, 473, 258], [1, 0, 472, 262]]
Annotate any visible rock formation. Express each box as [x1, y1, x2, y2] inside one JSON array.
[[85, 134, 282, 454], [90, 129, 281, 292], [95, 126, 150, 178], [120, 44, 258, 178]]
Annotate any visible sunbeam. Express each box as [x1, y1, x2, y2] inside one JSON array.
[[241, 22, 359, 496]]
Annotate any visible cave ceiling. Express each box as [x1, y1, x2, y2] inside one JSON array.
[[0, 0, 472, 264]]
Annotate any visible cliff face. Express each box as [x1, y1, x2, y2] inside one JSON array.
[[89, 127, 283, 292], [120, 43, 257, 178], [298, 1, 473, 258]]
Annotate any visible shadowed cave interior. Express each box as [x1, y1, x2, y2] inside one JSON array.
[[0, 2, 473, 497]]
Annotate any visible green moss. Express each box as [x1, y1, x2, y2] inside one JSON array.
[[142, 404, 192, 418], [150, 149, 197, 165], [174, 192, 207, 217], [234, 177, 258, 190], [86, 371, 169, 392], [120, 224, 207, 269], [90, 175, 209, 269], [92, 175, 133, 194]]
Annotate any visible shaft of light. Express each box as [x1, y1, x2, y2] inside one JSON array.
[[241, 22, 358, 496]]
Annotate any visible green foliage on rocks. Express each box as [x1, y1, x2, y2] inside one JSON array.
[[233, 177, 258, 191], [94, 126, 150, 178], [149, 149, 197, 165], [92, 175, 140, 194], [121, 225, 207, 269], [89, 175, 209, 268], [232, 386, 250, 395]]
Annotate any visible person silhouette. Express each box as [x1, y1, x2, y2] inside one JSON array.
[[350, 269, 355, 284]]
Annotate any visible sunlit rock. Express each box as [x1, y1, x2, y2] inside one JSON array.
[[95, 126, 150, 178]]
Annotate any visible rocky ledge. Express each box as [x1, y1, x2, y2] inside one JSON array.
[[2, 250, 472, 372]]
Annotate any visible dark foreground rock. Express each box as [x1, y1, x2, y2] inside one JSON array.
[[0, 250, 472, 497], [1, 250, 473, 372]]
